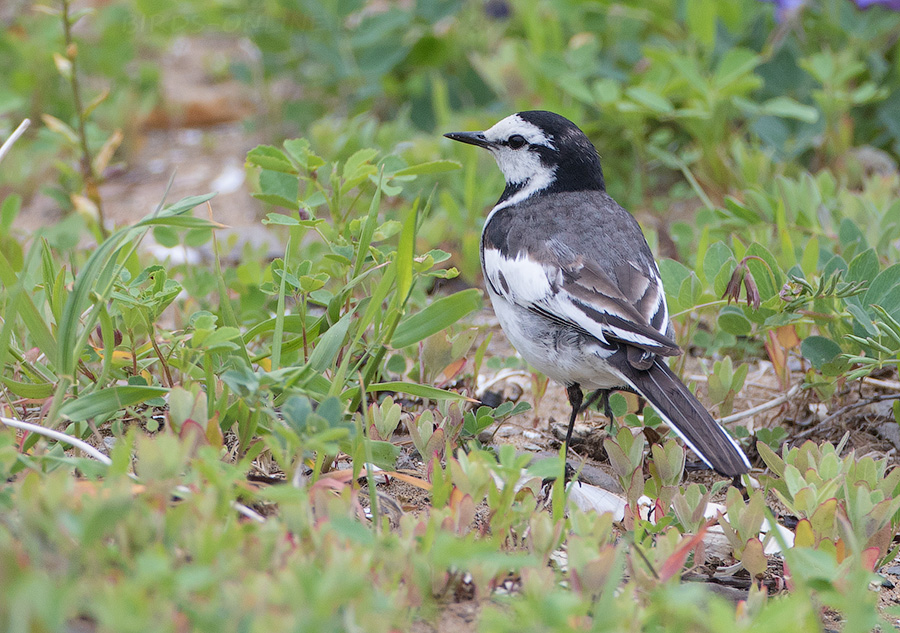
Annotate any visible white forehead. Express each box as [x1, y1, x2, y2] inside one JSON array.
[[483, 114, 555, 148]]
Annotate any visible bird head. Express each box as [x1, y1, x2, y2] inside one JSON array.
[[444, 111, 605, 201]]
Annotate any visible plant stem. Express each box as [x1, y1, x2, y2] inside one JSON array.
[[0, 119, 30, 164], [60, 0, 108, 238], [671, 299, 728, 319], [148, 330, 174, 388]]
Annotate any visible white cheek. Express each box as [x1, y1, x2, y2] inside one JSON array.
[[492, 148, 544, 185], [485, 151, 557, 218]]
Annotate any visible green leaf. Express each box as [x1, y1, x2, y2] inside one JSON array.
[[246, 145, 297, 173], [0, 376, 54, 399], [822, 254, 848, 280], [848, 249, 878, 285], [685, 0, 716, 48], [342, 148, 379, 191], [863, 263, 900, 309], [801, 238, 819, 277], [609, 393, 628, 417], [283, 138, 324, 171], [158, 193, 217, 216], [141, 216, 223, 229], [759, 97, 819, 123], [756, 441, 785, 477], [718, 306, 752, 336], [254, 170, 298, 209], [527, 458, 565, 481], [800, 336, 842, 370], [658, 258, 691, 311], [559, 74, 595, 105], [391, 288, 483, 349], [57, 224, 147, 378], [366, 382, 471, 401], [838, 217, 866, 253], [847, 304, 877, 336], [723, 197, 761, 224], [392, 160, 462, 177], [703, 242, 735, 291], [365, 439, 401, 470], [677, 273, 701, 312], [394, 204, 417, 308], [262, 213, 301, 226], [352, 171, 383, 281], [303, 191, 327, 209], [1, 194, 21, 233], [59, 386, 169, 422], [0, 246, 58, 367], [307, 311, 354, 373], [714, 49, 760, 88], [624, 87, 674, 114]]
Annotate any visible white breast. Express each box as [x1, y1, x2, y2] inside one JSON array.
[[484, 280, 624, 390]]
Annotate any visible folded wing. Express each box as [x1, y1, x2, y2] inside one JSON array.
[[482, 245, 679, 357]]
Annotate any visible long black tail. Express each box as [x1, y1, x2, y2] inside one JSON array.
[[610, 351, 750, 477]]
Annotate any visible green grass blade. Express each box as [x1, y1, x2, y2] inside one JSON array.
[[393, 202, 417, 309], [59, 385, 169, 422], [0, 245, 58, 366], [307, 310, 354, 373], [366, 381, 472, 401], [272, 235, 292, 371], [0, 376, 54, 399], [351, 169, 383, 281], [211, 227, 252, 367], [390, 288, 482, 349]]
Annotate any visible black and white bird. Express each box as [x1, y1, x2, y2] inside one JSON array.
[[445, 111, 750, 477]]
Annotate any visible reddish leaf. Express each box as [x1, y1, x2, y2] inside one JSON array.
[[776, 324, 800, 349], [765, 330, 788, 387], [205, 414, 223, 448], [794, 518, 815, 548], [740, 537, 767, 579], [437, 358, 467, 386], [179, 419, 208, 453], [454, 493, 475, 534], [861, 546, 880, 572], [783, 558, 794, 591], [659, 524, 708, 582]]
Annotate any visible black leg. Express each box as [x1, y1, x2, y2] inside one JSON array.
[[580, 389, 604, 414], [564, 383, 583, 449], [582, 389, 615, 421], [733, 475, 748, 500], [601, 391, 613, 421]]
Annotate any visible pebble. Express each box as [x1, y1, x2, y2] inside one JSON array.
[[875, 423, 900, 451]]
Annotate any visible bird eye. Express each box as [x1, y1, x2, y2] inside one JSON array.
[[507, 134, 527, 149]]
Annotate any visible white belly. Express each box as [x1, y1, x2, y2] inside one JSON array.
[[487, 288, 625, 390]]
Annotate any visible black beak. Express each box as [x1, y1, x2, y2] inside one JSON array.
[[444, 131, 493, 149]]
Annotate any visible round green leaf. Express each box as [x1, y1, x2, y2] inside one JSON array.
[[800, 336, 842, 370], [609, 392, 629, 417], [717, 307, 752, 336]]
